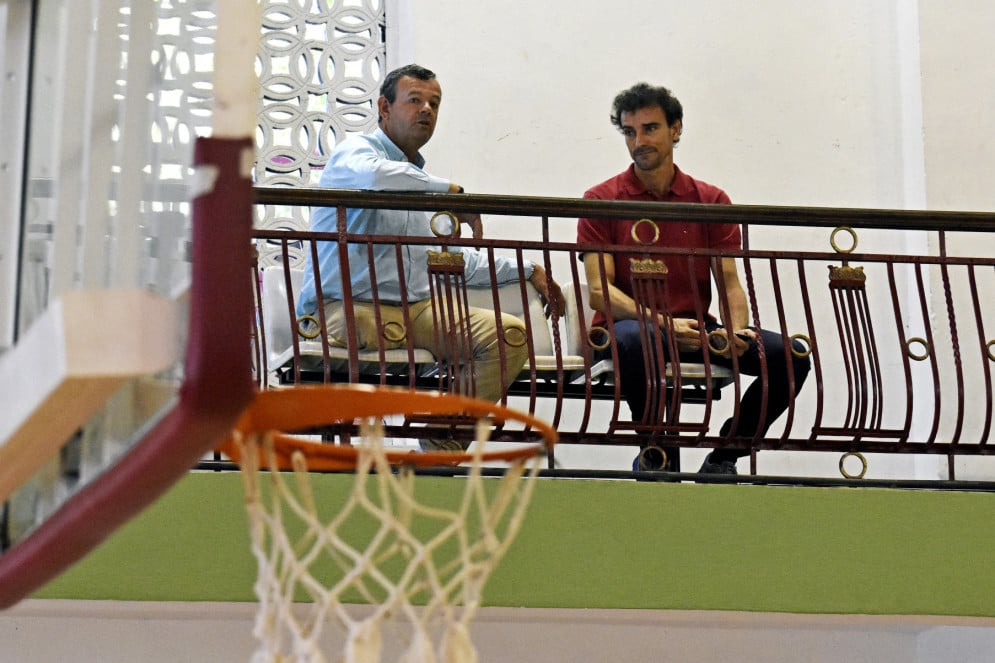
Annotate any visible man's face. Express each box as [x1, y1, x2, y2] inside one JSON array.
[[619, 106, 682, 172], [378, 76, 442, 155]]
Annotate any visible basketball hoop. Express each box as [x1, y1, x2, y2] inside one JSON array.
[[218, 385, 556, 663]]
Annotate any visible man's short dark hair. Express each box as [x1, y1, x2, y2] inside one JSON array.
[[610, 83, 684, 130], [380, 64, 437, 103]]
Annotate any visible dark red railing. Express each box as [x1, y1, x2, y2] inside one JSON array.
[[252, 186, 995, 476]]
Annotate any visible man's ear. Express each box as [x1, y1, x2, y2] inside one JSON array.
[[671, 119, 682, 143], [377, 95, 390, 120]]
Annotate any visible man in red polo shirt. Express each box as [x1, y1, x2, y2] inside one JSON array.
[[577, 82, 810, 474]]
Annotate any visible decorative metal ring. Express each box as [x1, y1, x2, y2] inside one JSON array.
[[839, 451, 868, 479], [504, 326, 528, 348], [637, 446, 668, 471], [790, 333, 813, 358], [587, 326, 611, 351], [707, 330, 731, 356], [429, 210, 461, 238], [830, 226, 858, 254], [906, 337, 931, 362], [630, 218, 660, 246], [296, 315, 321, 340], [382, 321, 406, 343], [987, 340, 995, 362]]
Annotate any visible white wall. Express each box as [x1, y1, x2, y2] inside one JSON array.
[[408, 1, 912, 206], [919, 2, 995, 213]]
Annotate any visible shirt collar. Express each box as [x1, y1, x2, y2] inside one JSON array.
[[620, 163, 692, 198], [373, 127, 426, 168]]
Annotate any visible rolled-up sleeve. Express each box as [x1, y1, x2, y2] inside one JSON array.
[[462, 250, 534, 288], [323, 137, 451, 193]]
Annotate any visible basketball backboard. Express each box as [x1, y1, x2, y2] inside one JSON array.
[[0, 0, 257, 608]]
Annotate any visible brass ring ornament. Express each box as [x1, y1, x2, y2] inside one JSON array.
[[630, 218, 660, 245], [587, 326, 611, 351], [382, 321, 406, 343], [830, 226, 858, 254], [504, 326, 528, 348], [636, 445, 668, 471], [839, 451, 868, 479], [790, 333, 813, 358], [297, 315, 321, 340], [429, 210, 461, 238], [987, 340, 995, 362], [906, 337, 931, 362], [707, 329, 731, 356]]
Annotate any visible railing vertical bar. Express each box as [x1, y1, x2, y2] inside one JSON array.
[[913, 263, 943, 445], [830, 286, 858, 432], [966, 264, 993, 445], [739, 231, 769, 454], [797, 258, 825, 442], [845, 288, 871, 435], [596, 250, 625, 437], [334, 205, 360, 385], [391, 241, 420, 390], [365, 238, 388, 385], [939, 261, 966, 446], [885, 262, 915, 443], [566, 250, 594, 438], [766, 256, 797, 443], [706, 254, 745, 444], [543, 224, 569, 437]]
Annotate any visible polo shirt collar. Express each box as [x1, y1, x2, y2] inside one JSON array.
[[620, 163, 692, 198], [373, 127, 426, 168]]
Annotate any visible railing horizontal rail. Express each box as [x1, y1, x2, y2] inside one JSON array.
[[255, 186, 995, 232], [252, 228, 995, 268]]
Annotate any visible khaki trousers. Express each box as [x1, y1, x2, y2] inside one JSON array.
[[322, 298, 529, 404]]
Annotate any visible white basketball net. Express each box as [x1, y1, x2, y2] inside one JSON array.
[[234, 419, 541, 663]]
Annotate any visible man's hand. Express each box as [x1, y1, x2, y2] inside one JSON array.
[[446, 182, 483, 237], [730, 328, 757, 357], [706, 327, 755, 357], [529, 264, 566, 317], [670, 317, 703, 352], [457, 212, 483, 240]]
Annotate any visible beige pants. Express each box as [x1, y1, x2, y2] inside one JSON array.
[[322, 298, 529, 404]]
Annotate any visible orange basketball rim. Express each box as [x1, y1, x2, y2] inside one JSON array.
[[218, 385, 557, 471]]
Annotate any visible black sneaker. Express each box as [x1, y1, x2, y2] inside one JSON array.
[[698, 453, 738, 475]]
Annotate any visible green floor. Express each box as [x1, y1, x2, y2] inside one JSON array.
[[35, 471, 995, 617]]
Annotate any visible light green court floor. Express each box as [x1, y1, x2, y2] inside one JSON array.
[[35, 471, 995, 617]]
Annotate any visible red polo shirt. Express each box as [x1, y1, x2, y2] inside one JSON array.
[[577, 164, 740, 325]]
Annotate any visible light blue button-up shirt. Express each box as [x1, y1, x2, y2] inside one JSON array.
[[297, 128, 533, 316]]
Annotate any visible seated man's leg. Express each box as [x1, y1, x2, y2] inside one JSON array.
[[409, 302, 528, 403], [323, 299, 405, 350], [705, 327, 811, 469], [599, 319, 679, 471], [410, 303, 528, 451], [603, 319, 651, 422], [462, 306, 529, 403]]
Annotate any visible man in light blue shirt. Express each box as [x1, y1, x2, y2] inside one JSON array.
[[298, 64, 562, 407]]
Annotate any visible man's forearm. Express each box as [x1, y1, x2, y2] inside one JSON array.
[[723, 288, 750, 331]]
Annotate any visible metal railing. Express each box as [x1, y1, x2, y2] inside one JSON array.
[[252, 186, 995, 477]]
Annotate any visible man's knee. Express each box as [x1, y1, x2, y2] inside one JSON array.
[[611, 320, 644, 358], [498, 315, 529, 366], [788, 338, 812, 385], [466, 308, 528, 363]]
